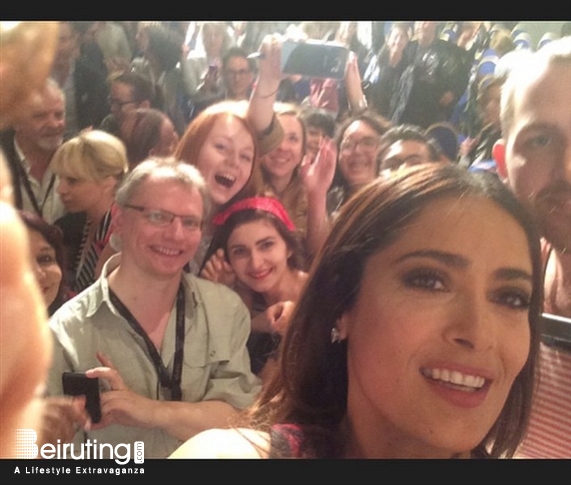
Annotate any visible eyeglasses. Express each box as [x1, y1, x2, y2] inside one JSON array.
[[108, 97, 138, 108], [224, 69, 251, 78], [124, 205, 202, 231], [340, 136, 380, 153]]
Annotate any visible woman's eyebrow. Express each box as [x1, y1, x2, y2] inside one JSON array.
[[395, 249, 469, 268], [255, 237, 275, 245], [494, 267, 533, 283], [396, 250, 533, 282]]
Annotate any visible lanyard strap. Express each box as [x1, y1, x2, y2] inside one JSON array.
[[108, 283, 186, 401], [13, 158, 56, 217]]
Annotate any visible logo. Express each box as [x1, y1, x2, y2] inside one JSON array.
[[13, 429, 144, 464], [13, 429, 38, 459]]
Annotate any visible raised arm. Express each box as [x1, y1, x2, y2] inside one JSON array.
[[344, 52, 368, 114], [300, 136, 337, 257], [247, 35, 283, 135]]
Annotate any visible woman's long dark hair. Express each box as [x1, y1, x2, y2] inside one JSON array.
[[18, 210, 69, 316], [245, 164, 544, 458]]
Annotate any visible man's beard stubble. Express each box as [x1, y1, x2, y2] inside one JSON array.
[[534, 181, 571, 254]]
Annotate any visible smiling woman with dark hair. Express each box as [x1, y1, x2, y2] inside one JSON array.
[[201, 196, 308, 382], [171, 163, 543, 459], [19, 210, 69, 316]]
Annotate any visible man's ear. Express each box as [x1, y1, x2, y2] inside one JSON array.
[[493, 139, 508, 180], [111, 206, 125, 236]]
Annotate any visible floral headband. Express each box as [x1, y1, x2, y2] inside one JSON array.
[[212, 196, 296, 232]]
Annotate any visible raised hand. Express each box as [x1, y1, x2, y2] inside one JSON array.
[[300, 136, 338, 198], [199, 248, 236, 287], [86, 352, 158, 430]]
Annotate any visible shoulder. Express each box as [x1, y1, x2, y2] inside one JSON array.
[[188, 273, 242, 301], [49, 283, 103, 332], [170, 428, 270, 459], [186, 273, 249, 317]]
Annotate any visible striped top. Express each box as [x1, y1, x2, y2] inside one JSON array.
[[74, 209, 114, 293], [515, 342, 571, 458]]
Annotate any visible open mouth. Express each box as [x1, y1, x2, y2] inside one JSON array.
[[214, 173, 236, 189], [420, 368, 488, 393]]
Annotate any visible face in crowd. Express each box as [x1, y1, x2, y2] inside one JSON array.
[[226, 216, 294, 296], [13, 82, 65, 154], [337, 194, 533, 456], [223, 55, 254, 100], [27, 227, 62, 308], [195, 115, 255, 208], [338, 120, 382, 188], [495, 54, 571, 255], [261, 113, 304, 187], [115, 175, 204, 280]]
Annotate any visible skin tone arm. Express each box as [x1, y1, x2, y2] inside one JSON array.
[[344, 52, 368, 113], [246, 34, 282, 134], [300, 136, 337, 257], [85, 352, 240, 441]]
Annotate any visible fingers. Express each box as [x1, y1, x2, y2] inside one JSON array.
[[39, 396, 91, 444], [200, 249, 234, 284], [96, 351, 115, 369], [86, 353, 126, 392]]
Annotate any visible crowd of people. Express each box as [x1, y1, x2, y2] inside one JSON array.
[[1, 20, 570, 462]]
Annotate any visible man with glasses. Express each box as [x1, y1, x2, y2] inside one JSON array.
[[191, 47, 255, 119], [100, 72, 157, 137], [46, 158, 261, 458]]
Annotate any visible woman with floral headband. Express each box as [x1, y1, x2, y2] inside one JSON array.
[[201, 196, 308, 383]]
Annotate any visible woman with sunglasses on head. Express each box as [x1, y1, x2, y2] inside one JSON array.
[[172, 163, 543, 459]]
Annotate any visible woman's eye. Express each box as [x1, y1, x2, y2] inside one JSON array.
[[37, 255, 56, 265], [240, 153, 253, 164], [230, 248, 247, 258], [527, 133, 552, 149], [260, 240, 274, 251], [403, 269, 446, 291], [287, 135, 299, 144], [493, 289, 531, 311], [215, 143, 228, 152]]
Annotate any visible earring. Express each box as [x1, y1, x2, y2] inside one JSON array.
[[331, 327, 341, 344]]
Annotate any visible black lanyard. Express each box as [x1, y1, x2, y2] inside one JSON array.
[[13, 157, 56, 217], [108, 283, 186, 401]]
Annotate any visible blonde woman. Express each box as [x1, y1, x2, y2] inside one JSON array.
[[52, 130, 128, 293]]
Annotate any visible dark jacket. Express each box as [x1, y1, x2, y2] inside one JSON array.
[[399, 38, 471, 128], [73, 57, 110, 131]]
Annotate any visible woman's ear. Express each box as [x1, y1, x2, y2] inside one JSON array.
[[336, 311, 351, 340], [103, 175, 120, 194]]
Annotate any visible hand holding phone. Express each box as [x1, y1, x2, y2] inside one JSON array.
[[62, 372, 102, 424], [280, 39, 349, 80]]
